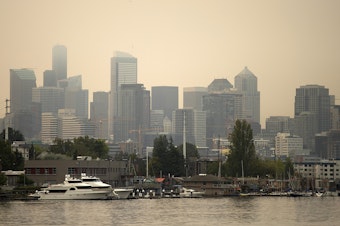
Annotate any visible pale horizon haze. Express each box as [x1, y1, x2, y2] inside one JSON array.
[[1, 0, 340, 127]]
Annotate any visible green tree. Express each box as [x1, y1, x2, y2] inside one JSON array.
[[0, 128, 25, 143], [227, 119, 258, 177], [0, 140, 24, 170], [178, 142, 199, 176], [0, 172, 7, 186], [151, 135, 184, 177]]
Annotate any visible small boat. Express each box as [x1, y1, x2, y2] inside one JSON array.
[[113, 188, 133, 199], [30, 175, 111, 200], [179, 187, 204, 198]]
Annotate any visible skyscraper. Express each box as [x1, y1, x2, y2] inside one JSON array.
[[151, 86, 178, 119], [32, 87, 64, 114], [10, 69, 38, 138], [52, 45, 67, 80], [183, 87, 208, 111], [43, 70, 57, 87], [171, 109, 206, 147], [90, 91, 109, 139], [116, 84, 150, 154], [10, 69, 36, 113], [110, 51, 137, 140], [294, 85, 331, 133], [234, 67, 260, 124]]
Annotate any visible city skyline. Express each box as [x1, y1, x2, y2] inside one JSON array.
[[1, 0, 340, 126]]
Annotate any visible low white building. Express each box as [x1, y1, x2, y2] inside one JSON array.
[[275, 133, 303, 158]]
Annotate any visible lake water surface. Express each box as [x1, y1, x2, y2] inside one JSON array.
[[1, 197, 339, 225]]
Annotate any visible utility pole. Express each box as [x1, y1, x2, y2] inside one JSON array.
[[5, 99, 10, 141]]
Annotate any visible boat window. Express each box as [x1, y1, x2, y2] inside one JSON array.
[[70, 188, 76, 190]]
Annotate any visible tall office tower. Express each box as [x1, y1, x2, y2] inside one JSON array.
[[295, 85, 331, 133], [110, 51, 137, 140], [32, 87, 64, 114], [10, 69, 36, 113], [151, 86, 178, 119], [52, 45, 67, 80], [203, 92, 243, 145], [183, 87, 208, 111], [171, 109, 206, 147], [115, 84, 150, 152], [10, 69, 37, 138], [90, 91, 109, 139], [41, 112, 58, 144], [294, 112, 317, 151], [234, 67, 260, 123], [207, 78, 233, 93], [43, 70, 57, 87], [315, 130, 340, 159], [63, 75, 88, 119], [331, 105, 340, 129]]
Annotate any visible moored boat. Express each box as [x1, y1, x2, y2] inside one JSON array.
[[30, 175, 111, 200], [179, 187, 204, 198]]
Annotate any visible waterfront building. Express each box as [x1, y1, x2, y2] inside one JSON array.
[[234, 67, 260, 123], [110, 51, 137, 141], [90, 91, 109, 140], [171, 109, 206, 147], [183, 87, 208, 111], [52, 45, 67, 81], [24, 159, 130, 187], [294, 156, 340, 189], [152, 86, 178, 119], [275, 133, 303, 158]]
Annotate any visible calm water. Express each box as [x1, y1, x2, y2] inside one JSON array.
[[0, 197, 339, 226]]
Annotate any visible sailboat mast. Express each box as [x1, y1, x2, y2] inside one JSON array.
[[183, 111, 187, 177]]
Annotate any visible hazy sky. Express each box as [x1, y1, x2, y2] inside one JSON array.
[[1, 0, 340, 126]]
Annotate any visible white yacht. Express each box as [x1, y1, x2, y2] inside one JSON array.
[[30, 175, 111, 200], [80, 173, 116, 199]]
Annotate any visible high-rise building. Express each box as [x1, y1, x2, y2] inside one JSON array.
[[10, 69, 36, 113], [234, 67, 260, 123], [183, 87, 208, 111], [10, 69, 38, 138], [295, 85, 331, 133], [52, 45, 67, 80], [32, 87, 64, 114], [110, 51, 137, 140], [41, 112, 58, 144], [294, 112, 317, 151], [171, 109, 206, 147], [43, 70, 57, 87], [152, 86, 178, 119], [90, 91, 109, 139], [115, 84, 150, 152], [315, 130, 340, 159], [63, 75, 88, 119]]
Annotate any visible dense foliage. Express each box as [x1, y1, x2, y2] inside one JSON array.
[[0, 140, 24, 171], [1, 128, 25, 143], [150, 135, 185, 177], [50, 136, 109, 159]]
